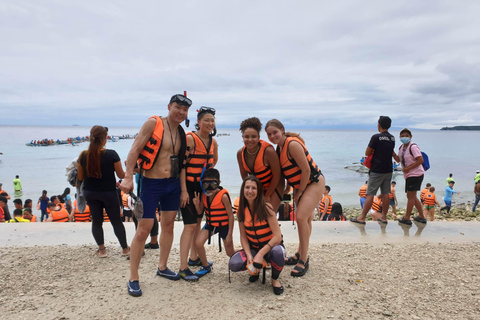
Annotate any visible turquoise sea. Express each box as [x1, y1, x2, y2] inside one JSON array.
[[0, 125, 478, 217]]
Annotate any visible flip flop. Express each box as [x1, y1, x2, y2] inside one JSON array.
[[291, 259, 309, 277], [350, 217, 366, 225], [376, 218, 388, 224]]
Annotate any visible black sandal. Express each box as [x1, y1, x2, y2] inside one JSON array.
[[249, 274, 260, 283], [273, 285, 284, 295], [290, 258, 309, 277], [285, 252, 300, 266]]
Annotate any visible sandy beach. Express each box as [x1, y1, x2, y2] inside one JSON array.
[[1, 221, 480, 320]]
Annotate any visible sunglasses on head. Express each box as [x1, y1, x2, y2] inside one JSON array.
[[104, 127, 108, 132], [170, 94, 192, 107], [197, 106, 216, 116]]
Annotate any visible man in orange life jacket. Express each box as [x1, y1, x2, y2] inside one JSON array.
[[120, 94, 191, 297], [45, 202, 70, 222]]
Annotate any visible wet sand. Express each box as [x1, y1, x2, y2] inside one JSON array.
[[1, 221, 480, 319]]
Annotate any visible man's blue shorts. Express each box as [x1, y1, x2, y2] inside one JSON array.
[[140, 177, 180, 219], [202, 223, 229, 240]]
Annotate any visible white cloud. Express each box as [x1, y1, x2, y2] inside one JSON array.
[[1, 0, 480, 128]]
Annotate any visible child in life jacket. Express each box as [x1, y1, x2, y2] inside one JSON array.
[[192, 168, 235, 277], [424, 186, 440, 221]]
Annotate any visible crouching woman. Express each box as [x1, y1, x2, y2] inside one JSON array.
[[228, 176, 285, 295]]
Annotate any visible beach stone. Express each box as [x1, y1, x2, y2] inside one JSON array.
[[382, 310, 393, 316]]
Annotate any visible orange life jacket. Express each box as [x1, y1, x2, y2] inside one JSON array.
[[330, 215, 346, 221], [203, 188, 230, 227], [319, 195, 332, 215], [73, 200, 90, 222], [103, 211, 110, 222], [31, 215, 36, 222], [241, 140, 273, 192], [243, 206, 274, 250], [424, 192, 436, 206], [372, 197, 382, 213], [278, 137, 321, 189], [232, 196, 240, 215], [186, 132, 215, 183], [389, 187, 395, 199], [52, 208, 69, 222], [420, 188, 429, 201], [359, 185, 367, 198], [137, 116, 165, 171]]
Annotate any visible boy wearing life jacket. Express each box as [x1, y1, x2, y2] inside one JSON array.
[[369, 195, 383, 222], [388, 181, 398, 220], [424, 187, 440, 221], [45, 202, 70, 222], [192, 168, 235, 277], [358, 181, 368, 208], [318, 185, 332, 221]]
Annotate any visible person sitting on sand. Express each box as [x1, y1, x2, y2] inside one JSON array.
[[229, 176, 285, 295], [192, 168, 235, 278], [13, 199, 23, 210], [0, 183, 11, 200], [318, 185, 332, 221], [45, 202, 70, 222], [424, 187, 440, 221], [7, 208, 30, 223], [23, 208, 36, 222], [329, 202, 346, 221]]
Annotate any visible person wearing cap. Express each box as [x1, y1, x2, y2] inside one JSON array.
[[393, 128, 427, 225], [350, 116, 396, 225], [475, 171, 480, 184], [120, 93, 191, 297], [0, 183, 11, 200]]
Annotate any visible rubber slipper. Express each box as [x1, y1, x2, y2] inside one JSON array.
[[291, 259, 309, 277], [350, 217, 366, 225], [376, 218, 388, 224], [273, 285, 284, 295]]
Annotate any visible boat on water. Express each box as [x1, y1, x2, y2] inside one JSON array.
[[216, 133, 230, 137], [344, 162, 402, 174]]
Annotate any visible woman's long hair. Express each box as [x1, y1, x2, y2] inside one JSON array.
[[84, 125, 108, 179], [237, 176, 269, 223], [60, 187, 70, 199], [40, 190, 48, 201], [265, 119, 305, 144]]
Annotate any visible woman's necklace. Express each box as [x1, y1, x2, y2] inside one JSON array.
[[246, 145, 260, 155]]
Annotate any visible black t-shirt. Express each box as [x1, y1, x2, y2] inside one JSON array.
[[80, 149, 121, 192], [368, 131, 395, 174]]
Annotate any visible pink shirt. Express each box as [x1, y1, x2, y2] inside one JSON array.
[[399, 142, 425, 179]]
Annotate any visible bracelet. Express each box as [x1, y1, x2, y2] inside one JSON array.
[[267, 243, 273, 250]]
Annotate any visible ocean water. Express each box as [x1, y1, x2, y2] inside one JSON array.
[[0, 125, 478, 213]]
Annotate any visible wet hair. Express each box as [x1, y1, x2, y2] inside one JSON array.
[[378, 116, 391, 130], [325, 185, 331, 192], [40, 190, 48, 201], [426, 183, 431, 187], [202, 168, 220, 181], [13, 208, 23, 216], [24, 199, 32, 207], [15, 175, 19, 178], [429, 187, 435, 192], [265, 119, 305, 144], [239, 117, 262, 134], [237, 176, 269, 223], [449, 173, 453, 177], [82, 125, 108, 179]]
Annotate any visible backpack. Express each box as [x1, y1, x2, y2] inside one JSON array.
[[66, 157, 79, 187], [408, 143, 430, 171]]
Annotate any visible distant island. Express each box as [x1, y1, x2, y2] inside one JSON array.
[[441, 126, 480, 131]]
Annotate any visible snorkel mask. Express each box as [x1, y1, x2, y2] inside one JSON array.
[[200, 179, 219, 196]]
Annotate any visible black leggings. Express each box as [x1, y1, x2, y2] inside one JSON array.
[[84, 190, 128, 249], [229, 245, 285, 280]]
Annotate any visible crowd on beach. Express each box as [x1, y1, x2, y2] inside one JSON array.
[[3, 93, 480, 299]]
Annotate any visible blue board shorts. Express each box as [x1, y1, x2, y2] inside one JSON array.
[[140, 176, 181, 219]]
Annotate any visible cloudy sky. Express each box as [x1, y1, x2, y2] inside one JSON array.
[[2, 0, 480, 129]]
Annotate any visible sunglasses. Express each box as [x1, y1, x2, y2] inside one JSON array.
[[104, 127, 108, 132], [170, 94, 192, 107], [197, 106, 216, 116]]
